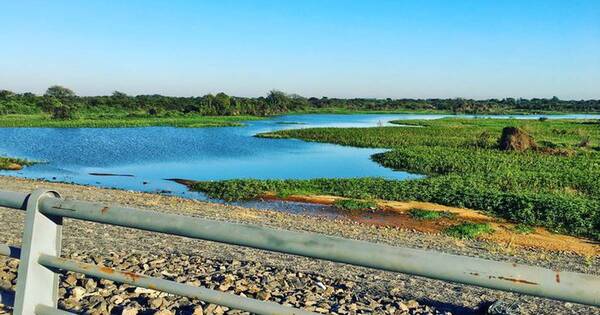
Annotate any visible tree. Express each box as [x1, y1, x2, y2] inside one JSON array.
[[112, 91, 128, 98], [45, 85, 75, 99], [266, 90, 290, 112], [39, 97, 74, 119], [0, 89, 15, 99], [213, 92, 232, 115], [51, 104, 75, 119]]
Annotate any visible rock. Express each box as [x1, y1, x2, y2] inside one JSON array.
[[100, 279, 114, 287], [192, 306, 204, 315], [88, 301, 108, 315], [134, 287, 159, 295], [153, 310, 173, 315], [315, 282, 326, 290], [109, 295, 125, 305], [84, 278, 97, 291], [59, 297, 81, 311], [121, 307, 139, 315], [204, 304, 222, 314], [406, 300, 419, 309], [398, 302, 409, 312], [70, 286, 86, 301], [6, 259, 19, 269], [487, 300, 521, 315], [150, 297, 164, 308], [0, 280, 12, 291], [65, 274, 78, 286]]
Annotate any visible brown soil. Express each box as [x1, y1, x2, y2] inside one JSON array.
[[4, 163, 22, 171], [499, 127, 536, 151], [263, 193, 599, 257]]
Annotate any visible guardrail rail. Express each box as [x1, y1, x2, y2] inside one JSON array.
[[0, 189, 598, 314]]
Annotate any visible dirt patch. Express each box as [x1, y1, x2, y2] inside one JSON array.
[[499, 127, 536, 151], [264, 193, 599, 257], [4, 163, 22, 171]]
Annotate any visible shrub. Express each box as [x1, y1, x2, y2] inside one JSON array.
[[333, 199, 377, 211], [513, 224, 534, 234], [51, 104, 75, 120], [444, 223, 494, 239], [409, 209, 455, 220]]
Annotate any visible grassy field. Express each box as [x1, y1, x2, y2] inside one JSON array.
[[0, 114, 262, 128], [192, 118, 600, 240]]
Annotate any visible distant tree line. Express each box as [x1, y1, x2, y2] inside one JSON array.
[[1, 86, 599, 119]]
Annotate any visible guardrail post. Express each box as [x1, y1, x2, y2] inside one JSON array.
[[14, 189, 63, 315]]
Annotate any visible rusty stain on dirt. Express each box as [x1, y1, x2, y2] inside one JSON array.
[[263, 193, 600, 257]]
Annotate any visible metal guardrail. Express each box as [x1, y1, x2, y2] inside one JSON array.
[[0, 189, 598, 314]]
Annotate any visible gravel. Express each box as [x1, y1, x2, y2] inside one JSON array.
[[0, 176, 598, 314]]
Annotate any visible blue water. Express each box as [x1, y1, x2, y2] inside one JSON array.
[[0, 113, 598, 199]]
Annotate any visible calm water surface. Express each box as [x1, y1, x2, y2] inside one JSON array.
[[1, 113, 598, 204]]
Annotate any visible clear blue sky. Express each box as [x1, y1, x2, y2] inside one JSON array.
[[1, 1, 598, 99]]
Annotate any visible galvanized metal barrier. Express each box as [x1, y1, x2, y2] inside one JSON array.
[[0, 188, 598, 314]]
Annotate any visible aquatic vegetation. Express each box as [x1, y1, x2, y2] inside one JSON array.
[[193, 118, 600, 240], [0, 157, 32, 170], [0, 114, 261, 128]]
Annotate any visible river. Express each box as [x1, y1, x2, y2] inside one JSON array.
[[1, 113, 598, 208]]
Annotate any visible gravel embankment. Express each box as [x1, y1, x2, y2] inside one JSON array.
[[0, 176, 598, 315]]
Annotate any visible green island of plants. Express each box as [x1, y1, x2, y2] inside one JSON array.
[[0, 114, 261, 128], [191, 118, 600, 240], [0, 157, 33, 170]]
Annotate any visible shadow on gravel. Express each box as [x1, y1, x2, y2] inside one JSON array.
[[419, 298, 493, 314]]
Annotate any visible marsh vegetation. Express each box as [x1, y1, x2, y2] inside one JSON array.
[[192, 118, 600, 240], [0, 157, 31, 170]]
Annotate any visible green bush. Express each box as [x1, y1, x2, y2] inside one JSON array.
[[445, 223, 494, 239], [409, 209, 455, 220], [333, 199, 377, 211]]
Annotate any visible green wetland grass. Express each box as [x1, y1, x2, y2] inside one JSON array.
[[0, 114, 262, 128], [513, 223, 535, 235], [333, 199, 378, 211], [444, 223, 494, 239], [193, 118, 600, 240], [409, 209, 455, 220]]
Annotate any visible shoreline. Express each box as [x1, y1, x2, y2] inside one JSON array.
[[8, 175, 600, 258], [260, 193, 600, 257], [0, 114, 263, 128], [1, 111, 599, 128], [0, 175, 598, 313]]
